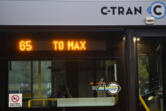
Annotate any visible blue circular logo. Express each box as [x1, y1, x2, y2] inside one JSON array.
[[147, 2, 166, 19]]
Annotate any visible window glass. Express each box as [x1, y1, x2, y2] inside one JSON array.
[[8, 61, 51, 107], [8, 60, 119, 108]]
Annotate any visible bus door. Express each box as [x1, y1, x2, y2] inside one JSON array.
[[135, 29, 166, 111]]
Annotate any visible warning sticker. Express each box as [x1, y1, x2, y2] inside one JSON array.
[[107, 82, 121, 95], [9, 94, 22, 107]]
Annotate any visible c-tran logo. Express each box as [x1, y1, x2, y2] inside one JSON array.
[[147, 2, 166, 19]]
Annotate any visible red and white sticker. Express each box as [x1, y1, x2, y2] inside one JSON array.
[[9, 94, 22, 107]]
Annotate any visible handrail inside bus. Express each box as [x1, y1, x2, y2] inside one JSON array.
[[28, 98, 57, 108], [27, 94, 119, 108], [27, 96, 118, 108], [139, 95, 150, 111]]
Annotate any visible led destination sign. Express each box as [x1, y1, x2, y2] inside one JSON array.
[[18, 39, 106, 52], [19, 40, 33, 51], [53, 40, 86, 51]]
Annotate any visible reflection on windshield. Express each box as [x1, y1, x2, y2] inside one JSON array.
[[8, 60, 118, 108]]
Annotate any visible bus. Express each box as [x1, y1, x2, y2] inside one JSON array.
[[0, 0, 166, 111]]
